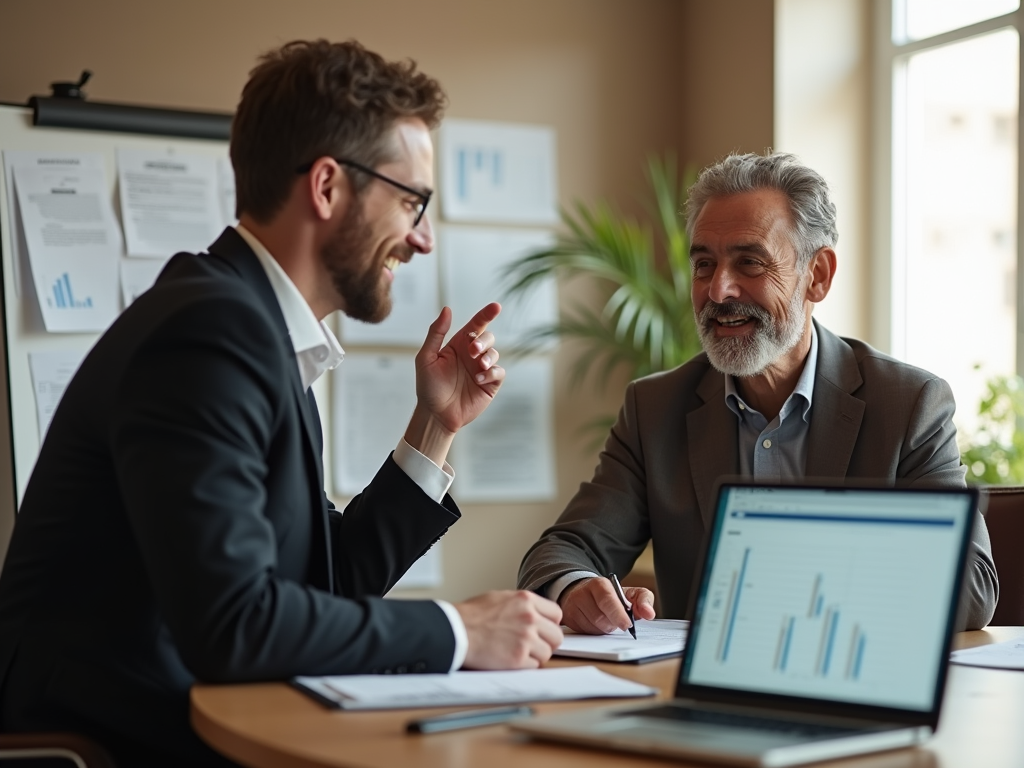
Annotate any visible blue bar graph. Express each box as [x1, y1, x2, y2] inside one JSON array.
[[780, 616, 795, 671], [456, 145, 504, 200], [49, 272, 93, 310], [721, 547, 751, 662], [853, 634, 866, 679], [822, 610, 840, 675]]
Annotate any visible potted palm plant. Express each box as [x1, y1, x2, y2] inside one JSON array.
[[501, 154, 702, 442]]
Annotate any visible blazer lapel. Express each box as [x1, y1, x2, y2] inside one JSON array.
[[206, 227, 333, 590], [805, 321, 866, 478], [688, 367, 739, 528]]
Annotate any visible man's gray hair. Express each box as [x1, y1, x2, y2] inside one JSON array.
[[684, 152, 838, 266]]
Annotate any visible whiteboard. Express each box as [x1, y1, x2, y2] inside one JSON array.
[[0, 105, 231, 561]]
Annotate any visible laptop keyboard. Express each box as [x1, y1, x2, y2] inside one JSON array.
[[619, 705, 868, 739]]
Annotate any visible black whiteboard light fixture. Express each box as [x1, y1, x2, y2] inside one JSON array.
[[28, 70, 232, 141]]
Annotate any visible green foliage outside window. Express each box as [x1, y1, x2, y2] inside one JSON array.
[[959, 373, 1024, 485]]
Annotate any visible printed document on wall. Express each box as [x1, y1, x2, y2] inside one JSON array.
[[440, 119, 557, 225], [3, 151, 106, 297], [440, 226, 557, 348], [121, 257, 168, 306], [339, 255, 440, 346], [29, 350, 85, 441], [117, 148, 223, 258], [332, 352, 419, 496], [451, 356, 555, 502], [13, 164, 121, 332]]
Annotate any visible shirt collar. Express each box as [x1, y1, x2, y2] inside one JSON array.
[[724, 322, 818, 422], [234, 224, 344, 390]]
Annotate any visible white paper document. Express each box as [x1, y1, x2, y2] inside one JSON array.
[[950, 638, 1024, 669], [440, 226, 557, 348], [339, 255, 440, 346], [120, 256, 168, 306], [28, 350, 85, 441], [555, 620, 689, 663], [14, 164, 121, 332], [3, 151, 107, 297], [117, 148, 223, 258], [451, 356, 556, 502], [331, 352, 417, 497], [293, 666, 656, 710], [217, 155, 237, 229], [440, 119, 558, 224]]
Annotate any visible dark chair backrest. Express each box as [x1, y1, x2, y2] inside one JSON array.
[[981, 486, 1024, 626], [0, 732, 116, 768]]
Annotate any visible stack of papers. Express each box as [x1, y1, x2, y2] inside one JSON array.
[[293, 666, 657, 710], [950, 638, 1024, 669], [554, 619, 688, 663]]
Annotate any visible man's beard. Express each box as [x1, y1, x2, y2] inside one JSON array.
[[695, 287, 807, 377], [320, 202, 402, 324]]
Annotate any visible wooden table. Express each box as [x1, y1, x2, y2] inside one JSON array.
[[191, 627, 1024, 768]]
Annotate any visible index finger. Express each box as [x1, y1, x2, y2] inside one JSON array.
[[527, 592, 564, 624], [461, 302, 501, 340]]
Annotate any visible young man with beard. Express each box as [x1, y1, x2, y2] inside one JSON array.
[[518, 151, 997, 636], [0, 40, 562, 767]]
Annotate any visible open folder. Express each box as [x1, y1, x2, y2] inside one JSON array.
[[292, 666, 656, 710], [553, 619, 689, 663]]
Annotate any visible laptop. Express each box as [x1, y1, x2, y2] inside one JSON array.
[[513, 481, 978, 766]]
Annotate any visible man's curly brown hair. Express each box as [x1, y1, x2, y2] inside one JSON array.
[[231, 39, 447, 222]]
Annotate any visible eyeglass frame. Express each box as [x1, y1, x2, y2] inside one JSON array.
[[294, 157, 431, 226]]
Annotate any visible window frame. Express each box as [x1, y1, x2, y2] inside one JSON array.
[[871, 1, 1024, 366]]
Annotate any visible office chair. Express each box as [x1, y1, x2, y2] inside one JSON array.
[[0, 732, 115, 768], [980, 485, 1024, 626]]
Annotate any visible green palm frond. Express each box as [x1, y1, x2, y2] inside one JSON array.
[[501, 154, 702, 444]]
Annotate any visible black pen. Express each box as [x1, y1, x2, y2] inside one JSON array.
[[608, 573, 637, 639], [406, 705, 535, 734]]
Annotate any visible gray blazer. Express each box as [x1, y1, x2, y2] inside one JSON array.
[[518, 320, 998, 630]]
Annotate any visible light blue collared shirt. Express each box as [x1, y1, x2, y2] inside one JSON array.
[[724, 324, 818, 479]]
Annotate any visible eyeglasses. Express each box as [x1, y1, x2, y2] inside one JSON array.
[[295, 158, 431, 226]]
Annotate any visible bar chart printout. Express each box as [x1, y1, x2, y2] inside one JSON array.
[[685, 487, 972, 712], [49, 273, 92, 309]]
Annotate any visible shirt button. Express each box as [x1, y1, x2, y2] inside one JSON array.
[[738, 403, 746, 410], [762, 439, 772, 449]]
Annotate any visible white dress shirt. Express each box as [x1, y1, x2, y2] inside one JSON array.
[[235, 225, 468, 671]]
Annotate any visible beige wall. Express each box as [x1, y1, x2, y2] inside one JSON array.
[[0, 0, 775, 599]]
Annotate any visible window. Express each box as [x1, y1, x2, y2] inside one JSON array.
[[875, 1, 1020, 435]]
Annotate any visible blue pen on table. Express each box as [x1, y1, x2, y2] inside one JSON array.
[[608, 572, 637, 640], [406, 705, 535, 734]]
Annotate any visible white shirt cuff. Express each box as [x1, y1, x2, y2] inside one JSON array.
[[393, 439, 454, 504], [434, 599, 468, 671], [547, 570, 601, 603]]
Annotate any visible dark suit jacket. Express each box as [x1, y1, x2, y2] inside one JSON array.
[[0, 228, 459, 766], [518, 321, 998, 630]]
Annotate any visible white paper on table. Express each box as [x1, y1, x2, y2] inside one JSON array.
[[950, 638, 1024, 669], [390, 542, 443, 590], [439, 119, 558, 225], [331, 352, 417, 497], [3, 151, 106, 297], [28, 349, 85, 441], [339, 255, 440, 346], [555, 620, 689, 663], [293, 666, 656, 710], [217, 155, 236, 229], [117, 148, 222, 257], [439, 226, 557, 348], [120, 256, 169, 306], [450, 356, 556, 502], [14, 165, 121, 333]]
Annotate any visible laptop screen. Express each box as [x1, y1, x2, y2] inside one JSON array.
[[682, 485, 974, 713]]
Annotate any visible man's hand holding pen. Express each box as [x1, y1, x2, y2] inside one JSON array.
[[556, 576, 657, 636]]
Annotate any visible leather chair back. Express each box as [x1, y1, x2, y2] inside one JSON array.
[[981, 486, 1024, 626]]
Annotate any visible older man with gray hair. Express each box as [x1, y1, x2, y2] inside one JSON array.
[[518, 151, 998, 633]]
